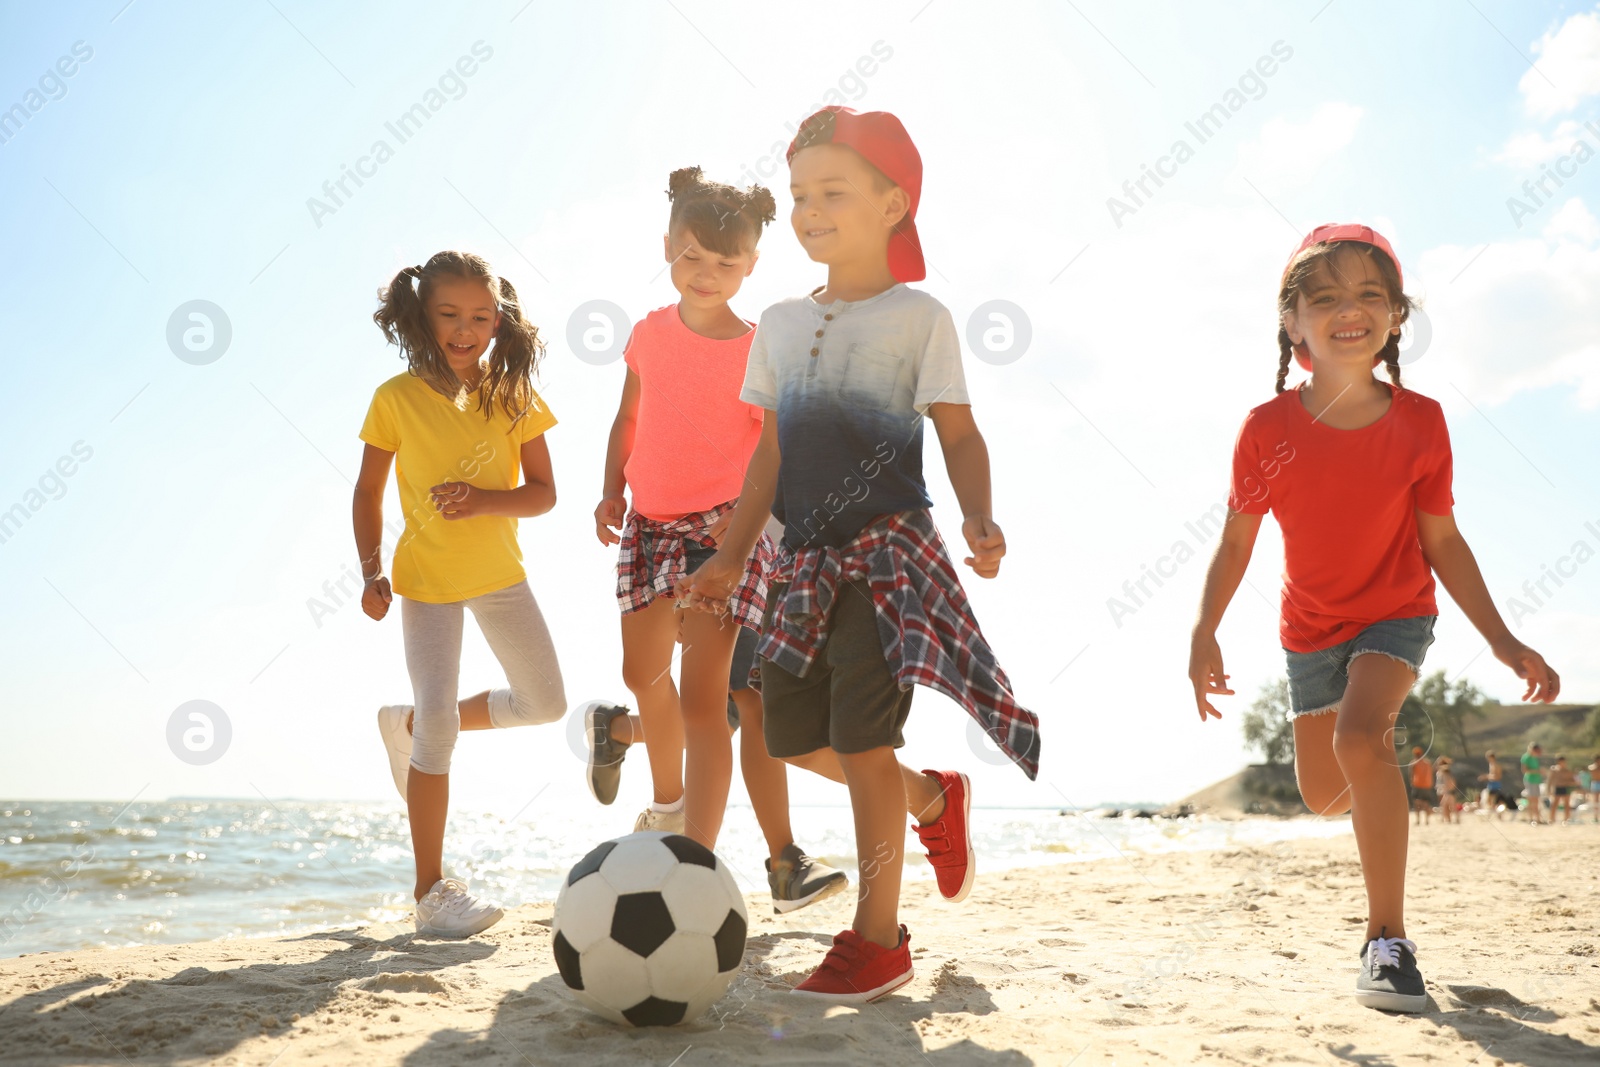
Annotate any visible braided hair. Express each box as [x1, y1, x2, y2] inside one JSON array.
[[1275, 242, 1412, 394], [666, 166, 777, 256], [372, 250, 545, 424]]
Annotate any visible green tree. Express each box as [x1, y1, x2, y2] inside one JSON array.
[[1412, 670, 1486, 758], [1241, 678, 1294, 765]]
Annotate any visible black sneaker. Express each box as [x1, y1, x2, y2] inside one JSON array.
[[583, 701, 630, 805], [1355, 929, 1427, 1013], [767, 843, 848, 914]]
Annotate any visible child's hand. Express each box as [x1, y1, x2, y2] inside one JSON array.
[[595, 494, 627, 546], [1491, 638, 1560, 703], [674, 550, 741, 613], [362, 576, 392, 621], [706, 509, 733, 546], [962, 515, 1006, 578], [430, 481, 489, 520], [1188, 632, 1233, 721]]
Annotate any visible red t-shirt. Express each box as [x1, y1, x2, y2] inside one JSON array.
[[623, 305, 764, 520], [1228, 383, 1454, 653]]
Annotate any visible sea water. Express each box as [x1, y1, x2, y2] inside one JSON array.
[[0, 799, 1352, 958]]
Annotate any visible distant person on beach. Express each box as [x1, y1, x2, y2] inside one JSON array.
[[1434, 758, 1457, 824], [1188, 224, 1560, 1014], [1480, 751, 1510, 819], [1408, 748, 1435, 826], [1521, 743, 1545, 825], [1546, 756, 1579, 824], [357, 252, 568, 938], [1586, 756, 1600, 823], [584, 166, 845, 910], [680, 106, 1040, 1002]]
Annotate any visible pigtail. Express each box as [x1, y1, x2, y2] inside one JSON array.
[[480, 274, 543, 425], [1379, 329, 1404, 392], [374, 251, 539, 419], [1274, 328, 1294, 395]]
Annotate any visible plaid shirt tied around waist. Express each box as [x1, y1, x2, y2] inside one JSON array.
[[615, 501, 774, 631], [760, 509, 1040, 780]]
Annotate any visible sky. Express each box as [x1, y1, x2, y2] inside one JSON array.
[[1, 1, 1597, 815]]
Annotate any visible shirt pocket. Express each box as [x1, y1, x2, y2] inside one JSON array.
[[836, 342, 911, 410]]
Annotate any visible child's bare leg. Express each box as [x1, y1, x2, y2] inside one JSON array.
[[403, 692, 492, 737], [408, 768, 448, 900], [1333, 655, 1418, 941], [733, 689, 794, 862], [781, 748, 946, 823], [620, 598, 687, 806], [677, 613, 740, 848], [610, 713, 643, 744], [1292, 711, 1352, 816], [837, 745, 909, 949]]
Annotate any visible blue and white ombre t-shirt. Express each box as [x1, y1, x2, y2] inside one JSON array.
[[740, 283, 970, 550]]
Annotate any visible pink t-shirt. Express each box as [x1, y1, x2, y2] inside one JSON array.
[[623, 305, 764, 520]]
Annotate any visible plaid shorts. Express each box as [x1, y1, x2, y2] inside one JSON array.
[[614, 501, 774, 631]]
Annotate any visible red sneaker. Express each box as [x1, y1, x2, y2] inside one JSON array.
[[792, 926, 913, 1003], [913, 769, 975, 902]]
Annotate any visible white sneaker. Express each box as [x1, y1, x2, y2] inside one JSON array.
[[377, 705, 413, 802], [634, 806, 686, 834], [415, 878, 504, 939]]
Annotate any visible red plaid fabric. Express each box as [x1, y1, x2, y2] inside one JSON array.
[[615, 501, 774, 631], [760, 509, 1040, 779]]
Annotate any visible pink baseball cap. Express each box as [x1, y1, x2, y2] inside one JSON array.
[[787, 106, 925, 283], [1282, 223, 1405, 371]]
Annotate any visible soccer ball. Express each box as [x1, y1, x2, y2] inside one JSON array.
[[552, 831, 748, 1026]]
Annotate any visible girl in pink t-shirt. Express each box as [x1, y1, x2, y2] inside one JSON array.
[[1188, 224, 1560, 1013], [582, 168, 845, 910]]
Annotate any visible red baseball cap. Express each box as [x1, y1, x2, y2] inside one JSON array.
[[786, 106, 925, 283], [1281, 223, 1404, 371], [1282, 223, 1404, 290]]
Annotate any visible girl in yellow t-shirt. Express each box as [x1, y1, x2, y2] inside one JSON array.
[[354, 250, 565, 939]]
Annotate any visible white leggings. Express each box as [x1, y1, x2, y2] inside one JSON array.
[[400, 580, 567, 775]]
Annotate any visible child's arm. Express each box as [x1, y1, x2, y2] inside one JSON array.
[[680, 415, 780, 604], [430, 435, 556, 520], [1188, 509, 1265, 721], [928, 403, 1005, 577], [595, 371, 641, 545], [1416, 510, 1560, 702], [354, 444, 395, 621]]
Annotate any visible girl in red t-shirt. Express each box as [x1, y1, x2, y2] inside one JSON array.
[[1188, 224, 1560, 1013]]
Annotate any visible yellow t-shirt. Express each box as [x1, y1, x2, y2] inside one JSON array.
[[359, 371, 557, 603]]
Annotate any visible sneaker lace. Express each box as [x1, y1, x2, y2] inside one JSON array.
[[1369, 935, 1417, 969], [428, 878, 473, 915]]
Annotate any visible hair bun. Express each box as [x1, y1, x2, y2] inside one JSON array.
[[743, 185, 777, 227], [666, 166, 705, 203]]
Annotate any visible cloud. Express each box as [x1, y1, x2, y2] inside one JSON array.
[[1411, 198, 1600, 408], [1233, 102, 1364, 192], [1519, 8, 1600, 118], [1493, 119, 1591, 167]]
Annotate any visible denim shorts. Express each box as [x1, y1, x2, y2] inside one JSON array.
[[1282, 615, 1436, 720]]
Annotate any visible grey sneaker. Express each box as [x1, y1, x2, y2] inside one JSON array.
[[767, 843, 849, 914], [583, 701, 631, 805], [1355, 930, 1427, 1013], [634, 806, 685, 834]]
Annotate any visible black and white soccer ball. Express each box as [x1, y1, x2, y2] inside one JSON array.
[[552, 831, 748, 1026]]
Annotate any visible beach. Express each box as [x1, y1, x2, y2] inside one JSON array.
[[2, 816, 1596, 1066]]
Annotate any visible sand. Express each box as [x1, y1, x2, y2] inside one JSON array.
[[2, 817, 1596, 1066]]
